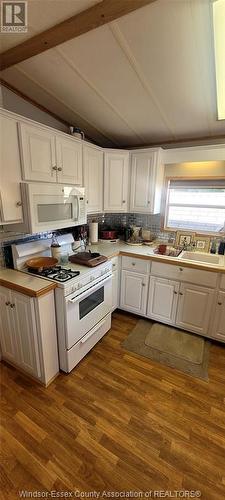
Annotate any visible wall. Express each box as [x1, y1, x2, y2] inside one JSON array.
[[165, 160, 225, 178], [0, 85, 68, 132]]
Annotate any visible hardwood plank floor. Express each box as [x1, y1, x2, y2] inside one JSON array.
[[1, 310, 225, 499]]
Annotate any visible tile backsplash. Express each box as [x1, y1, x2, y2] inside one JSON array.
[[0, 213, 169, 268]]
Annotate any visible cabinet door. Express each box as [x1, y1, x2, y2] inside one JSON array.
[[212, 291, 225, 342], [112, 270, 119, 312], [12, 291, 41, 378], [19, 122, 56, 182], [104, 151, 129, 212], [176, 283, 214, 335], [0, 115, 23, 223], [83, 145, 103, 213], [120, 270, 148, 315], [0, 287, 18, 363], [147, 277, 179, 325], [130, 151, 155, 213], [56, 136, 82, 185]]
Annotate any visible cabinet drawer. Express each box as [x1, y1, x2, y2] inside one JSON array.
[[151, 261, 217, 288], [122, 256, 150, 274], [220, 274, 225, 290], [67, 314, 111, 372]]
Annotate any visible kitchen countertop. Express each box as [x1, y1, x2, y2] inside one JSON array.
[[87, 242, 225, 273], [0, 268, 57, 297]]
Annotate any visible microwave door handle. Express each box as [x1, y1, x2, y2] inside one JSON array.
[[68, 275, 112, 304], [75, 197, 80, 221]]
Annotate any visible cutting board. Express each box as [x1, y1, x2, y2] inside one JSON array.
[[69, 253, 108, 267]]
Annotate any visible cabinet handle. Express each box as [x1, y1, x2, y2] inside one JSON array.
[[218, 302, 222, 305], [86, 200, 89, 204], [147, 201, 151, 204], [122, 200, 126, 204], [16, 201, 22, 207], [132, 262, 136, 266], [179, 292, 183, 296], [5, 301, 10, 306], [174, 291, 178, 295], [52, 165, 57, 171], [179, 268, 183, 272], [10, 303, 15, 308], [57, 167, 62, 172], [142, 283, 146, 287]]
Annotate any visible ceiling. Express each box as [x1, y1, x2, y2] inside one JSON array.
[[1, 0, 225, 147]]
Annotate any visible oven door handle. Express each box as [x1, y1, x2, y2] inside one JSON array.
[[67, 274, 112, 304], [80, 318, 106, 344]]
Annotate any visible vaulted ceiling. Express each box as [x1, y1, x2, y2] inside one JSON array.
[[1, 0, 225, 147]]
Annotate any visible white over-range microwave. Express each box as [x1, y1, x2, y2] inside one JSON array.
[[20, 182, 87, 233]]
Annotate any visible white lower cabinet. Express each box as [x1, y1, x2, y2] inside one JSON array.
[[147, 277, 179, 325], [212, 291, 225, 342], [120, 270, 148, 316], [176, 282, 214, 336], [0, 286, 59, 385]]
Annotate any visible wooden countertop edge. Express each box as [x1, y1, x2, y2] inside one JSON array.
[[108, 249, 225, 273], [0, 278, 57, 297]]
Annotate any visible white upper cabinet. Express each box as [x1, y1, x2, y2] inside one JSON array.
[[130, 149, 164, 214], [83, 144, 103, 213], [19, 122, 57, 183], [0, 114, 23, 224], [56, 135, 82, 185], [19, 122, 82, 185], [104, 150, 129, 212]]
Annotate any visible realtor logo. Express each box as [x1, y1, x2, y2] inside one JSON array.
[[1, 1, 28, 32]]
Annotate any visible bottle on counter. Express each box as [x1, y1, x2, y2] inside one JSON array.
[[218, 239, 225, 255], [210, 239, 217, 254], [51, 234, 61, 262]]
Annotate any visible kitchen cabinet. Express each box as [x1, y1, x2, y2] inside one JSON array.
[[19, 122, 82, 185], [0, 286, 59, 385], [56, 135, 82, 185], [176, 283, 214, 336], [212, 291, 225, 342], [83, 144, 103, 213], [0, 287, 18, 364], [104, 150, 129, 212], [112, 269, 119, 311], [130, 149, 164, 214], [120, 270, 148, 315], [147, 277, 179, 325], [0, 114, 23, 224]]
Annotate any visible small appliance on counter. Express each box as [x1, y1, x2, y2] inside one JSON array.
[[126, 225, 143, 246]]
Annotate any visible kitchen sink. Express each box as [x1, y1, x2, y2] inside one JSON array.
[[179, 251, 221, 265]]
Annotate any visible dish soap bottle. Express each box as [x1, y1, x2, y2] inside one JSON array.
[[51, 234, 61, 262]]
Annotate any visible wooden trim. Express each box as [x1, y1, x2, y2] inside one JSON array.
[[126, 134, 225, 149], [0, 78, 70, 127], [0, 278, 57, 297], [0, 0, 157, 71], [1, 359, 59, 386]]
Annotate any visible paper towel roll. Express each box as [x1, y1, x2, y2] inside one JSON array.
[[89, 222, 98, 244]]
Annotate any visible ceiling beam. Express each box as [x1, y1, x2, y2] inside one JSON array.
[[0, 0, 157, 71]]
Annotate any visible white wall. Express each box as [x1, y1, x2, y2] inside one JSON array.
[[0, 85, 68, 132], [165, 160, 225, 178]]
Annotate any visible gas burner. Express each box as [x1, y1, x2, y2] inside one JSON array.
[[28, 266, 80, 282]]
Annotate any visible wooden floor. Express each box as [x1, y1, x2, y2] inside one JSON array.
[[1, 311, 225, 499]]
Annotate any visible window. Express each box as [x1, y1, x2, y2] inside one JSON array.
[[165, 179, 225, 234]]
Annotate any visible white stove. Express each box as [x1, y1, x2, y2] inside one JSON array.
[[12, 234, 112, 372]]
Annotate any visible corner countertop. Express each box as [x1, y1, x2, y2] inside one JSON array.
[[0, 268, 57, 297], [87, 242, 225, 274]]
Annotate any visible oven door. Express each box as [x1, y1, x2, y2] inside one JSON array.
[[65, 275, 112, 349]]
